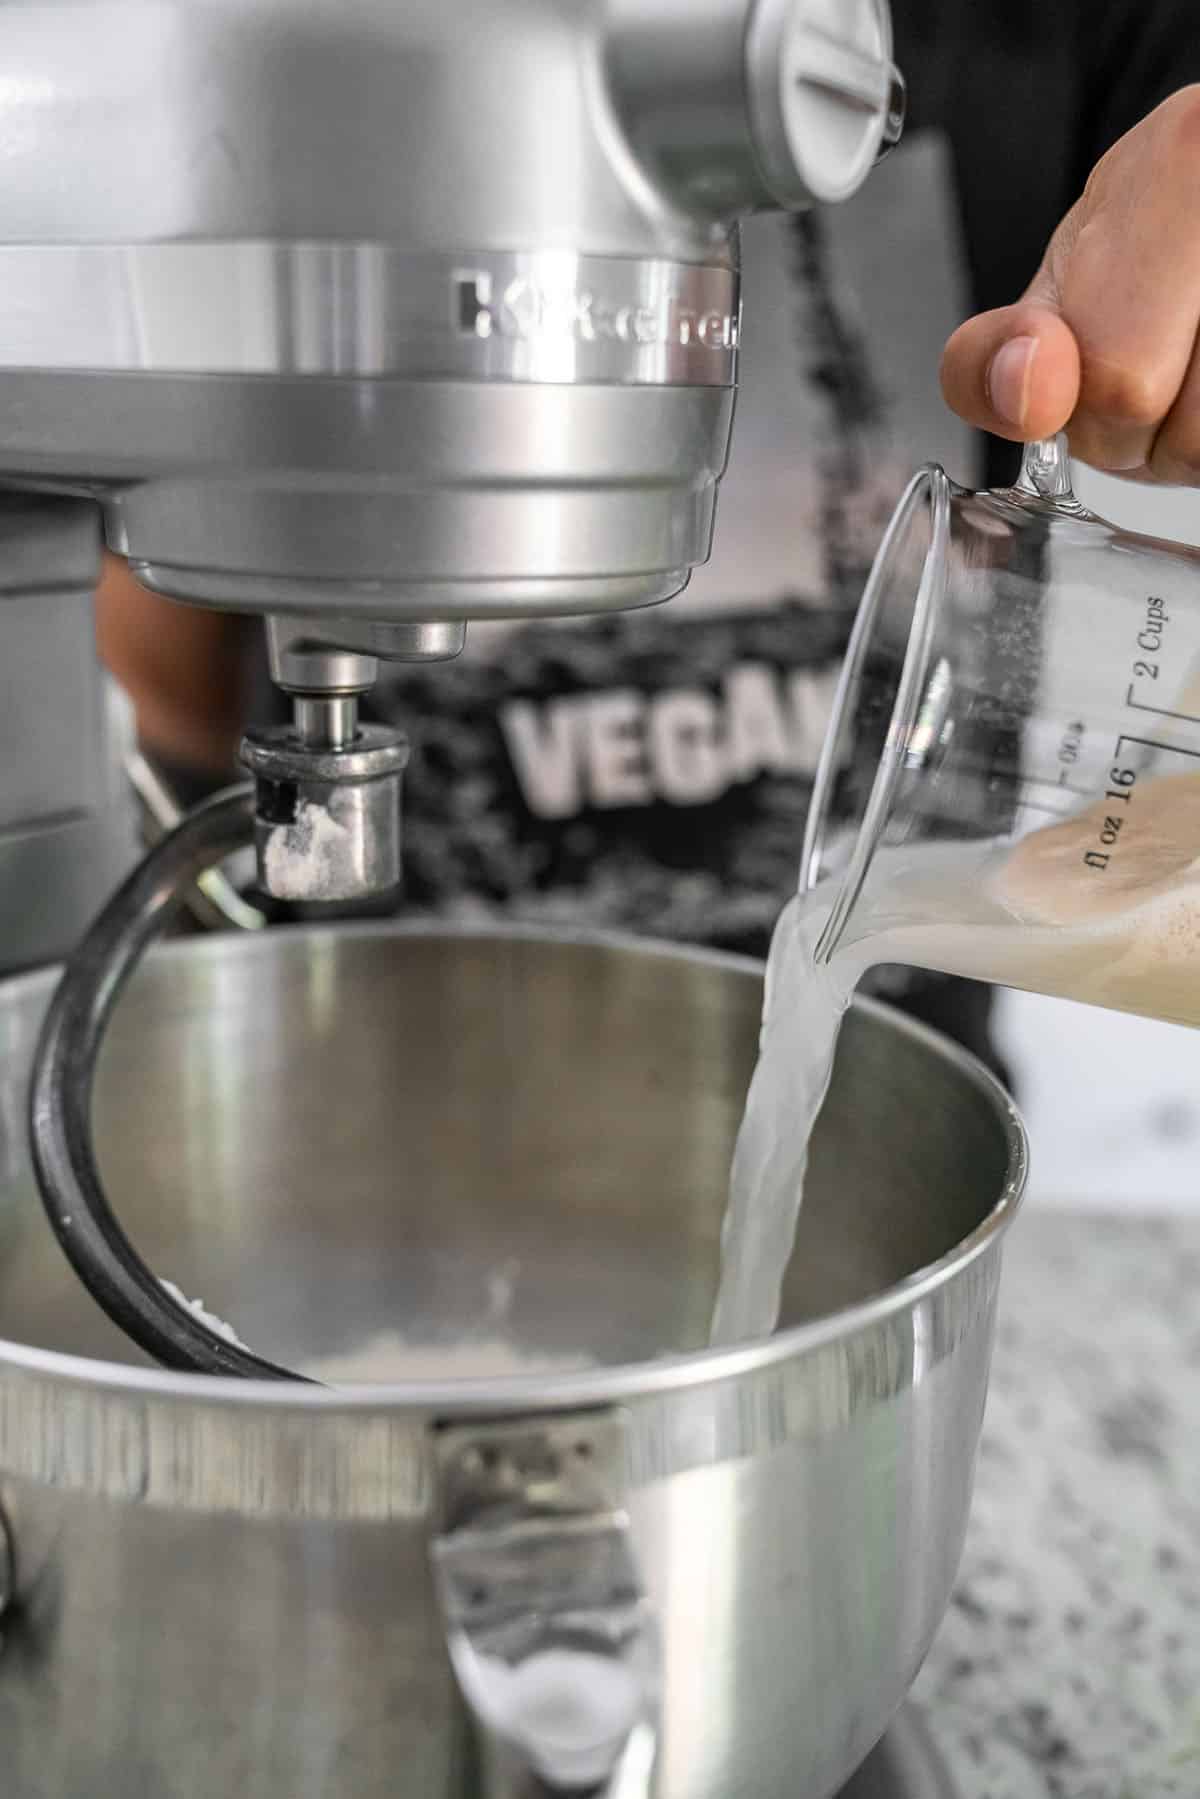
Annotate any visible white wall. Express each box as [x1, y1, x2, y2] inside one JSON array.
[[996, 465, 1200, 1213]]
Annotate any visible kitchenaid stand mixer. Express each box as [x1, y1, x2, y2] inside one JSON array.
[[0, 9, 973, 1797], [0, 0, 903, 1375]]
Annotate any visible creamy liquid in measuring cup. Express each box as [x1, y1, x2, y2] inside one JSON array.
[[712, 771, 1200, 1345]]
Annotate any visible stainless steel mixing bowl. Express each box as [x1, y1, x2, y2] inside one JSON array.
[[0, 925, 1025, 1798]]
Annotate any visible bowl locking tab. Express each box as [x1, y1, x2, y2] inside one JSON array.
[[432, 1410, 659, 1799]]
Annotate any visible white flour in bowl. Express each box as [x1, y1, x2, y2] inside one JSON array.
[[300, 1328, 593, 1384]]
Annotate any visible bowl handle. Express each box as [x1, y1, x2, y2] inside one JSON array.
[[432, 1410, 659, 1798]]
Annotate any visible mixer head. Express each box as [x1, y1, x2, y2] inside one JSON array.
[[0, 0, 901, 904]]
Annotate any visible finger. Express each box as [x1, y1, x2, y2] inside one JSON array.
[[939, 302, 1081, 442]]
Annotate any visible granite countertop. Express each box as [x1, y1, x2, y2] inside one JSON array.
[[913, 1210, 1200, 1799]]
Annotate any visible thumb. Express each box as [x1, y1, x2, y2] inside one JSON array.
[[940, 301, 1082, 443]]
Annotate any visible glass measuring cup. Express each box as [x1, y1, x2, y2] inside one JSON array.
[[802, 435, 1200, 1026]]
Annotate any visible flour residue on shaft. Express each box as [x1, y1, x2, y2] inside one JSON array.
[[262, 799, 353, 902]]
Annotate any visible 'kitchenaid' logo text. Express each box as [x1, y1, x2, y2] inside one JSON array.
[[454, 270, 739, 351]]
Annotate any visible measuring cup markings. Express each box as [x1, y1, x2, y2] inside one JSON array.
[[805, 434, 1200, 1019]]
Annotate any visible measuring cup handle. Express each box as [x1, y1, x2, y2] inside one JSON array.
[[1014, 434, 1077, 505]]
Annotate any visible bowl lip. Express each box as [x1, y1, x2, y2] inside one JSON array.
[[0, 920, 1028, 1414]]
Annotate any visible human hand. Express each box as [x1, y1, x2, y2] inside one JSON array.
[[940, 87, 1200, 482]]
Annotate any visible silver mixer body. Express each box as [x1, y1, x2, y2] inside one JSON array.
[[0, 0, 897, 628], [0, 0, 901, 924], [0, 11, 966, 1796]]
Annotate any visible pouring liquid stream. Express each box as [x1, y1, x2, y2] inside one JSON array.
[[712, 771, 1200, 1346]]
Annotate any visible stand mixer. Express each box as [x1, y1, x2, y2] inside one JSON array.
[[0, 20, 1044, 1799], [0, 0, 903, 1373]]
